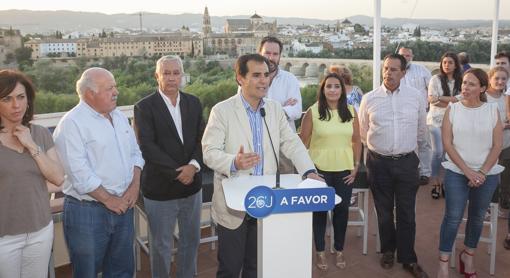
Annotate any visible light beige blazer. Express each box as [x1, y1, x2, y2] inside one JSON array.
[[202, 93, 315, 229]]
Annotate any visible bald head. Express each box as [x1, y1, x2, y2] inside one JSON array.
[[76, 67, 119, 115], [76, 67, 114, 97]]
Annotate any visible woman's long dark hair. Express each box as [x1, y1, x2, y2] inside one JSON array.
[[438, 52, 462, 96], [317, 73, 353, 122]]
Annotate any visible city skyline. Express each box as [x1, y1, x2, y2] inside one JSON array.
[[2, 0, 510, 21]]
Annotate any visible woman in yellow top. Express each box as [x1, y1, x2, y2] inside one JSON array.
[[300, 72, 362, 271]]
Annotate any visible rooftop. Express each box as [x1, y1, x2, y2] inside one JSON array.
[[53, 182, 510, 277]]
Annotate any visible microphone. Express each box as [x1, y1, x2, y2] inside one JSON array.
[[260, 107, 281, 189]]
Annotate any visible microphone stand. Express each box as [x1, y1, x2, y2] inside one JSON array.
[[260, 107, 282, 189]]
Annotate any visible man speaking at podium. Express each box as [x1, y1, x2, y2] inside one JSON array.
[[202, 54, 322, 278]]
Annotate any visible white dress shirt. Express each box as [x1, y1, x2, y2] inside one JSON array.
[[400, 63, 431, 105], [359, 84, 427, 156], [267, 69, 302, 131], [158, 90, 201, 171], [53, 101, 144, 201], [236, 69, 302, 132]]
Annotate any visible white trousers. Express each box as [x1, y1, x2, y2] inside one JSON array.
[[0, 221, 54, 278]]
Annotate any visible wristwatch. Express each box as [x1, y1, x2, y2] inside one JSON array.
[[302, 169, 317, 179], [31, 145, 42, 157]]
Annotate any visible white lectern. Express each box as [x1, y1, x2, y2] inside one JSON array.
[[222, 174, 340, 278]]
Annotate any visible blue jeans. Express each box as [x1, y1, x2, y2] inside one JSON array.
[[313, 169, 353, 252], [439, 170, 498, 254], [143, 190, 202, 278], [429, 125, 444, 178], [63, 196, 134, 278]]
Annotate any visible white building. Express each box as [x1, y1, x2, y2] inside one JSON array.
[[39, 40, 77, 57], [291, 40, 323, 54], [327, 33, 353, 49]]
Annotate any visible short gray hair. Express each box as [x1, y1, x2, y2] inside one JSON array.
[[76, 67, 113, 97], [155, 55, 184, 74]]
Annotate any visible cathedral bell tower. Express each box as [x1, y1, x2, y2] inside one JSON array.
[[202, 6, 212, 37]]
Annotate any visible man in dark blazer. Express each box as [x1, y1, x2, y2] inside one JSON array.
[[134, 55, 204, 278]]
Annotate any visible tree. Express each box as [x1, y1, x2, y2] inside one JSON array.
[[190, 41, 195, 58], [6, 26, 16, 36], [25, 60, 76, 94], [4, 53, 15, 64], [354, 24, 365, 34], [413, 26, 421, 38], [15, 47, 33, 69]]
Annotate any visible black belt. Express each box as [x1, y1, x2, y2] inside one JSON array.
[[370, 150, 413, 160], [66, 195, 101, 205]]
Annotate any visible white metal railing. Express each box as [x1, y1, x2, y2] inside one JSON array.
[[32, 105, 134, 129]]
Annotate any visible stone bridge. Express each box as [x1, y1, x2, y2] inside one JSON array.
[[212, 57, 488, 81], [280, 58, 373, 78]]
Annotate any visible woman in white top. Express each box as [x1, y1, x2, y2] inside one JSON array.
[[486, 67, 510, 148], [486, 67, 510, 251], [427, 52, 463, 192], [437, 69, 503, 278]]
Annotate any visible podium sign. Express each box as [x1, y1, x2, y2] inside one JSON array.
[[244, 186, 335, 218], [222, 175, 340, 278]]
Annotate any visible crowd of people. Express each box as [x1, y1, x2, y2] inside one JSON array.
[[1, 35, 510, 278]]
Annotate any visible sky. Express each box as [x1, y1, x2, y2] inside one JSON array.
[[1, 0, 510, 21]]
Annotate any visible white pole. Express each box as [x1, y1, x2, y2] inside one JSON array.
[[373, 0, 382, 90], [490, 0, 500, 67]]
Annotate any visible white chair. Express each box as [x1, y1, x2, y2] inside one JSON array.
[[198, 201, 217, 249], [197, 170, 218, 250], [328, 188, 369, 255], [135, 199, 217, 270], [48, 197, 64, 278], [135, 170, 218, 273], [449, 202, 498, 276], [134, 197, 150, 271]]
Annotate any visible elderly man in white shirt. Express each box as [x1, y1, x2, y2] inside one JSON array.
[[398, 47, 432, 186], [359, 54, 429, 278], [53, 67, 144, 278]]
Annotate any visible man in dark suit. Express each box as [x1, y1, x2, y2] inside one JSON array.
[[134, 55, 204, 278]]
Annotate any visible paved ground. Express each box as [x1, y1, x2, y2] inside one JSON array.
[[56, 184, 510, 277]]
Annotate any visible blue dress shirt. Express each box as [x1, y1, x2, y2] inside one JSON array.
[[230, 93, 265, 176]]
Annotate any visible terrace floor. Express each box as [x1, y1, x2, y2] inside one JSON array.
[[55, 184, 510, 277]]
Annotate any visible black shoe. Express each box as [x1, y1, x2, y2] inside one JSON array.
[[403, 263, 429, 278], [419, 176, 429, 186], [380, 251, 394, 269], [504, 237, 510, 250], [431, 185, 440, 199]]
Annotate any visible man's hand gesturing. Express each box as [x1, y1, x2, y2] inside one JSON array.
[[234, 145, 260, 170]]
